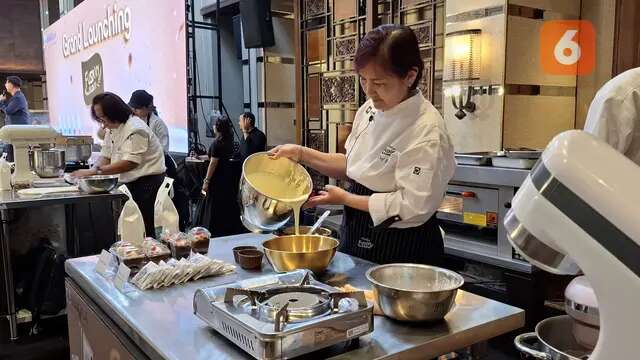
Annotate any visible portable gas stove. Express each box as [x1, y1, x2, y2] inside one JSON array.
[[193, 270, 374, 359]]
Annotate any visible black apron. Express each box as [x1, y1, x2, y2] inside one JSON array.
[[125, 173, 165, 237], [340, 180, 444, 265]]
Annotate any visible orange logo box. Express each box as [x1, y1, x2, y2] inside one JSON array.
[[540, 20, 595, 76]]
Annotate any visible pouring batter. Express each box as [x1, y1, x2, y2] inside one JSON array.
[[270, 25, 455, 265]]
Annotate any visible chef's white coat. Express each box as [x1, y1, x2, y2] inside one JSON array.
[[584, 67, 640, 165], [101, 116, 166, 183], [344, 91, 456, 228], [146, 113, 170, 153]]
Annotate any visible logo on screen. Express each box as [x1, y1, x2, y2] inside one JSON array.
[[81, 53, 104, 105], [540, 20, 595, 76], [43, 32, 57, 46]]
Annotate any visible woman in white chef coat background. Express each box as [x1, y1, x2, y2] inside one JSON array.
[[270, 24, 455, 265], [72, 92, 166, 237]]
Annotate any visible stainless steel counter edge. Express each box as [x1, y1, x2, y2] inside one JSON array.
[[64, 261, 169, 360], [452, 165, 530, 187], [65, 233, 526, 360], [0, 190, 127, 209]]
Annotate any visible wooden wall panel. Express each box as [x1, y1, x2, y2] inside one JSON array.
[[505, 16, 576, 87], [306, 28, 326, 63], [334, 0, 357, 20], [613, 0, 640, 75], [307, 76, 321, 118], [503, 95, 575, 149]]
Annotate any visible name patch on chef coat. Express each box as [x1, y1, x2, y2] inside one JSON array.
[[379, 145, 397, 164], [358, 237, 374, 249]]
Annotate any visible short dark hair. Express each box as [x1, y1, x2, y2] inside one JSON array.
[[242, 111, 256, 127], [128, 89, 154, 109], [355, 24, 423, 90], [91, 92, 133, 124], [215, 116, 234, 141], [6, 76, 22, 88]]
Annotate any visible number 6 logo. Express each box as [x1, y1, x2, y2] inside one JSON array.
[[541, 20, 595, 76]]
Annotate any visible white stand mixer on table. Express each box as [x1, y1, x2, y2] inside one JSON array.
[[0, 125, 61, 186], [506, 130, 639, 359]]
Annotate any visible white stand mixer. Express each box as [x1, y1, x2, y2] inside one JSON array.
[[0, 125, 61, 186], [506, 130, 639, 359]]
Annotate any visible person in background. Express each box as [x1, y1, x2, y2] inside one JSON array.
[[72, 92, 166, 237], [200, 117, 244, 237], [128, 90, 169, 151], [128, 89, 177, 179], [584, 67, 640, 165], [0, 76, 30, 125], [238, 111, 266, 159], [270, 24, 455, 265]]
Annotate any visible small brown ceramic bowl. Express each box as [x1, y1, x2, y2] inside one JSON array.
[[237, 249, 263, 270], [232, 245, 258, 263]]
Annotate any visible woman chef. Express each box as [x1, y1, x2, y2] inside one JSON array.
[[73, 92, 166, 237], [270, 24, 455, 265]]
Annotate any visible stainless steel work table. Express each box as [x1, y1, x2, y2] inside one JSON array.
[[1, 190, 126, 340], [65, 232, 525, 360]]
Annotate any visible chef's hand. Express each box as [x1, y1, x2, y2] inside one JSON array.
[[0, 94, 6, 102], [72, 169, 97, 178], [268, 144, 303, 162], [305, 185, 348, 208]]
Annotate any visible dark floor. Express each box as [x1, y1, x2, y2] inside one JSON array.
[[0, 316, 69, 360]]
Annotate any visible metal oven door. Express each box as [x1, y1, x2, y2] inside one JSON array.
[[437, 184, 500, 257]]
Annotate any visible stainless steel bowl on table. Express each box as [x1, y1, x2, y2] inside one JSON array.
[[30, 148, 66, 178], [77, 175, 119, 194], [365, 263, 464, 321]]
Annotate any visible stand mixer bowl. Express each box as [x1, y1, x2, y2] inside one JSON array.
[[29, 148, 65, 178]]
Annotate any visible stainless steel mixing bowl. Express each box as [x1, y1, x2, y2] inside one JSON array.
[[29, 148, 65, 178], [239, 152, 312, 233], [78, 175, 119, 194], [365, 263, 464, 321], [515, 315, 592, 360]]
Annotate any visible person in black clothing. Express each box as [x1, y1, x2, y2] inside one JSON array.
[[238, 112, 266, 159], [200, 117, 244, 237]]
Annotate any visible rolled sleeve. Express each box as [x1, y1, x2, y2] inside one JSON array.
[[119, 131, 148, 164], [153, 121, 170, 152], [100, 131, 113, 159], [584, 92, 637, 154], [367, 138, 455, 228]]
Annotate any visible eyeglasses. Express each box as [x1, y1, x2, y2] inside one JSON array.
[[95, 114, 109, 123]]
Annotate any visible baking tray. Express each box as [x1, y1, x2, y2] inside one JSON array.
[[491, 157, 538, 169], [454, 152, 498, 166], [504, 149, 542, 159]]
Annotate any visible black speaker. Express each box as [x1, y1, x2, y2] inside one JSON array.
[[232, 15, 243, 59], [239, 0, 275, 49]]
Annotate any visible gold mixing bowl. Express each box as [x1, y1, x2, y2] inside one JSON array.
[[278, 226, 332, 237], [262, 235, 339, 274]]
